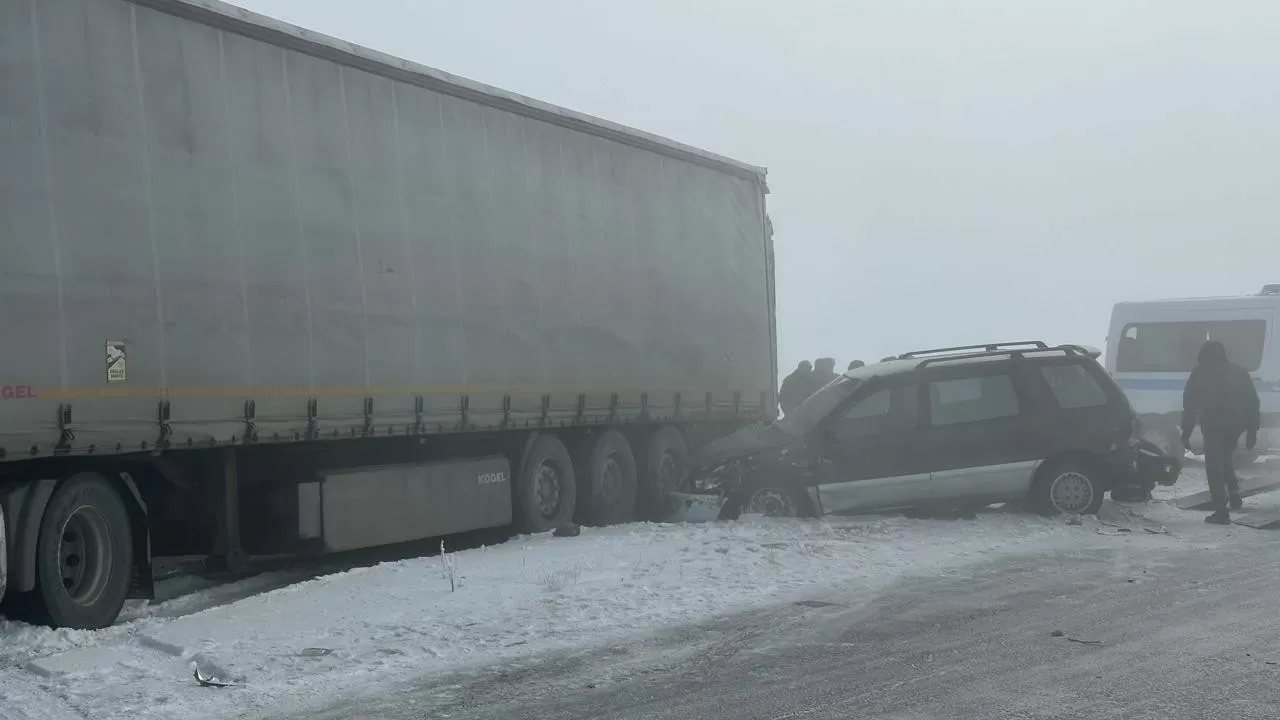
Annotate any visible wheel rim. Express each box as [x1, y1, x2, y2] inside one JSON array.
[[746, 488, 796, 518], [601, 456, 623, 505], [534, 462, 563, 519], [58, 505, 113, 606], [1049, 471, 1095, 514]]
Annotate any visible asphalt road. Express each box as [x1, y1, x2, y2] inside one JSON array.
[[302, 540, 1280, 720]]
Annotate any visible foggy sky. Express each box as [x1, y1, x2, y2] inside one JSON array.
[[229, 0, 1280, 371]]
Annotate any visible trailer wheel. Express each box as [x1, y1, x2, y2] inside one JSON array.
[[576, 431, 638, 526], [515, 435, 577, 533], [639, 427, 689, 518], [33, 473, 132, 629]]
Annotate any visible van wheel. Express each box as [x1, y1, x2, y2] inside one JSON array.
[[575, 431, 638, 526], [1032, 460, 1105, 516], [514, 435, 577, 533], [33, 473, 133, 629], [639, 427, 689, 518]]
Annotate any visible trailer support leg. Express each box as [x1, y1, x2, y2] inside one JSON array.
[[207, 448, 246, 574]]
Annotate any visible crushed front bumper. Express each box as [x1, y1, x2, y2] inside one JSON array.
[[665, 492, 729, 522]]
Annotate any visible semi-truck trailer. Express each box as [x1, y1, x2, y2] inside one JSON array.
[[0, 0, 776, 629]]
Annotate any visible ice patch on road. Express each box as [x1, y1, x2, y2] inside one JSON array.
[[2, 463, 1278, 720]]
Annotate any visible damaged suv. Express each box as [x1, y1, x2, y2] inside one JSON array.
[[689, 342, 1172, 519]]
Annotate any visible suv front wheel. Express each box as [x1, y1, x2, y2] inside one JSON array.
[[720, 479, 814, 520], [1032, 459, 1106, 516]]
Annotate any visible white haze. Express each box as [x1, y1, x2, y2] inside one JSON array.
[[229, 0, 1280, 371]]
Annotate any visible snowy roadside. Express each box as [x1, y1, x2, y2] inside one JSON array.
[[2, 463, 1278, 720]]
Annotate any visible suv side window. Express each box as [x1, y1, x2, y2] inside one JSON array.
[[1038, 363, 1109, 409], [830, 383, 919, 439], [928, 374, 1020, 426], [832, 388, 891, 439]]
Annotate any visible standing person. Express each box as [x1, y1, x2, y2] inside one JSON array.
[[811, 357, 839, 388], [1182, 340, 1261, 524], [848, 360, 866, 371], [778, 360, 815, 416]]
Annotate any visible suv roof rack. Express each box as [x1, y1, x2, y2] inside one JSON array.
[[900, 343, 1095, 369], [898, 341, 1048, 359]]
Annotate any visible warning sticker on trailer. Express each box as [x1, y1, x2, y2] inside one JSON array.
[[106, 341, 127, 383]]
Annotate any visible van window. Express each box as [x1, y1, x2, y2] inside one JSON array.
[[928, 375, 1020, 426], [1116, 320, 1266, 372]]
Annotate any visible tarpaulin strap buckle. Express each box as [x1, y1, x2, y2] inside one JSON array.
[[243, 400, 257, 443], [56, 403, 75, 452]]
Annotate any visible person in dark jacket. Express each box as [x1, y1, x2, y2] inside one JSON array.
[[811, 357, 839, 388], [1182, 340, 1261, 524], [778, 360, 815, 416]]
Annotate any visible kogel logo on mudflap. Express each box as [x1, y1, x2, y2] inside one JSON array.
[[478, 472, 507, 486]]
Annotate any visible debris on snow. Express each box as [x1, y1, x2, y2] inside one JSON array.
[[1049, 629, 1103, 645], [1067, 637, 1104, 646], [192, 665, 235, 688], [554, 523, 582, 538]]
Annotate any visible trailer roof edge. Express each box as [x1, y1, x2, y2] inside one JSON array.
[[127, 0, 769, 186]]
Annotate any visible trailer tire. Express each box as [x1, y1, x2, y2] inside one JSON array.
[[639, 427, 689, 518], [33, 473, 132, 629], [575, 431, 638, 526], [514, 435, 577, 534]]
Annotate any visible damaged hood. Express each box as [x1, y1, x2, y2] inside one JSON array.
[[694, 375, 865, 469], [694, 421, 801, 469]]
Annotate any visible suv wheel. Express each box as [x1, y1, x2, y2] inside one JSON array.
[[1033, 460, 1105, 516], [721, 482, 812, 520], [744, 488, 798, 517]]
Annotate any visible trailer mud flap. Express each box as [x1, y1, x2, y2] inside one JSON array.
[[666, 492, 728, 523], [0, 506, 7, 603], [2, 478, 56, 593]]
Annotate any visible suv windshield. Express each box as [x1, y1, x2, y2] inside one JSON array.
[[778, 376, 863, 435]]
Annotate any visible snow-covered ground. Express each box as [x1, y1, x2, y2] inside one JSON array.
[[2, 461, 1278, 720]]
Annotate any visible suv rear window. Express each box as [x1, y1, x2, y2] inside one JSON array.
[[1039, 363, 1109, 409], [1116, 320, 1266, 372]]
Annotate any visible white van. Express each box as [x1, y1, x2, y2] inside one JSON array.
[[1106, 285, 1280, 455]]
